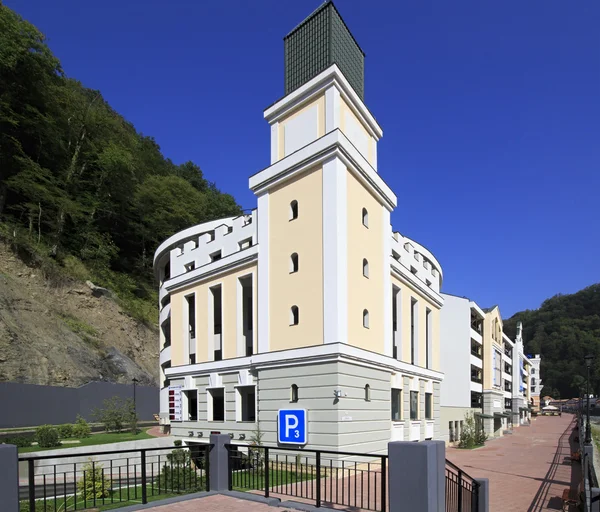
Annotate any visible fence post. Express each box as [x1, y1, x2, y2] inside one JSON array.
[[28, 458, 35, 512], [209, 434, 231, 492], [316, 451, 321, 508], [474, 478, 489, 512], [264, 446, 270, 499], [388, 440, 445, 512], [0, 445, 19, 512], [141, 449, 147, 504]]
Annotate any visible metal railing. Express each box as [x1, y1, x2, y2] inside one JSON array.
[[445, 459, 479, 512], [19, 443, 210, 511], [227, 443, 387, 511]]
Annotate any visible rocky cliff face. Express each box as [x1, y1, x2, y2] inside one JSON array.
[[0, 243, 158, 387]]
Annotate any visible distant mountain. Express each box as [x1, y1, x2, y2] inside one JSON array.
[[504, 284, 600, 399]]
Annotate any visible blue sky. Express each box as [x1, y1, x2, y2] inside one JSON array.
[[8, 0, 599, 318]]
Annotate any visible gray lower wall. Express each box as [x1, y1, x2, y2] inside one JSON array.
[[439, 406, 479, 443], [0, 381, 158, 428]]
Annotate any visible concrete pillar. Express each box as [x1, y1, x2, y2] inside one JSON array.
[[591, 487, 600, 512], [475, 478, 489, 511], [209, 434, 231, 492], [0, 444, 19, 512], [388, 440, 445, 512]]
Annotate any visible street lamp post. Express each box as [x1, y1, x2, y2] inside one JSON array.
[[584, 354, 594, 444], [132, 377, 140, 418]]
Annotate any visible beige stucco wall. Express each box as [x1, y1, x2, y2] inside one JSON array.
[[483, 308, 503, 390], [268, 167, 324, 351], [169, 263, 257, 367], [392, 275, 441, 371], [340, 98, 376, 166], [277, 95, 325, 161], [346, 170, 384, 353]]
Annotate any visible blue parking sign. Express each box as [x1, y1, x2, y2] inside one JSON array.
[[278, 409, 307, 445]]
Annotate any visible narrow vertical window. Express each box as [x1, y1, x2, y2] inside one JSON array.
[[410, 390, 418, 420], [290, 200, 298, 220], [290, 306, 299, 326], [362, 258, 369, 278], [291, 384, 299, 403], [410, 298, 417, 365], [362, 208, 369, 227], [363, 309, 369, 328], [425, 308, 431, 369], [290, 253, 299, 273], [391, 389, 401, 421], [364, 384, 371, 402], [425, 392, 433, 420]]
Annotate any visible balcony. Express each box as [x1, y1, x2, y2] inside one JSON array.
[[160, 344, 172, 366], [504, 382, 512, 393], [471, 365, 483, 384], [471, 391, 483, 408], [504, 364, 512, 376], [159, 302, 171, 326]]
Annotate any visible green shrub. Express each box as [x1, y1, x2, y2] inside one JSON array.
[[4, 436, 32, 448], [35, 425, 61, 448], [458, 412, 486, 449], [57, 424, 74, 439], [92, 396, 138, 433], [77, 460, 111, 500], [174, 439, 182, 447], [73, 415, 91, 438], [159, 449, 199, 492]]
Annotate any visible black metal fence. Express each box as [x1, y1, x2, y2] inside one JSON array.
[[227, 443, 387, 511], [445, 459, 479, 512], [19, 444, 210, 511]]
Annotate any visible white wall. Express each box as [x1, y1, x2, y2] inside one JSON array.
[[440, 294, 471, 408]]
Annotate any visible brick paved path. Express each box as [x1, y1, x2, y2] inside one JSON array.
[[142, 494, 291, 512], [446, 414, 581, 511]]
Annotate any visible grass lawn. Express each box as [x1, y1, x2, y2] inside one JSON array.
[[231, 467, 318, 492], [18, 428, 154, 454], [18, 484, 196, 512]]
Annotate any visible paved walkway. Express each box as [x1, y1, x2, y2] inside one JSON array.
[[447, 414, 581, 511], [140, 494, 292, 512]]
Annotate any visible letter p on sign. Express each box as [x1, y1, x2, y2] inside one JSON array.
[[278, 409, 307, 445]]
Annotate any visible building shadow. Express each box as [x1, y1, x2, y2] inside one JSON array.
[[527, 416, 581, 512]]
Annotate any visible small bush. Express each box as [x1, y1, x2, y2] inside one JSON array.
[[35, 425, 61, 448], [77, 460, 111, 500], [73, 415, 91, 438], [459, 412, 486, 449], [57, 424, 74, 439], [92, 396, 137, 433], [4, 436, 32, 448], [174, 439, 182, 447], [159, 449, 199, 492]]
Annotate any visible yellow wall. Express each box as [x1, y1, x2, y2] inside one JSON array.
[[392, 275, 441, 371], [346, 170, 385, 353], [169, 263, 257, 366], [268, 167, 324, 351], [340, 98, 376, 166], [483, 308, 503, 390], [277, 95, 325, 161]]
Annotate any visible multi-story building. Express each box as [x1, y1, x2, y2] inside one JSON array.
[[513, 322, 533, 423], [528, 353, 543, 410], [153, 1, 445, 453], [439, 294, 485, 444]]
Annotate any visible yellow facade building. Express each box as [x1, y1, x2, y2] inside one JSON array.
[[153, 2, 446, 451]]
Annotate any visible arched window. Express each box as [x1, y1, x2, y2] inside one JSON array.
[[290, 253, 299, 273], [363, 258, 369, 278], [364, 384, 371, 402], [291, 384, 299, 403], [290, 200, 298, 221], [290, 305, 299, 326], [363, 309, 369, 329], [362, 208, 369, 228]]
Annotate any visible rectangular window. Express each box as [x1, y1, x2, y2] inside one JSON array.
[[211, 286, 222, 361], [425, 392, 433, 420], [210, 250, 222, 262], [391, 388, 402, 421], [184, 390, 198, 421], [494, 349, 502, 387], [410, 298, 417, 365], [237, 386, 256, 422], [209, 388, 225, 422], [410, 391, 418, 420], [425, 308, 431, 369]]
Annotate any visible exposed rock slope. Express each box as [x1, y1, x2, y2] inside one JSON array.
[[0, 242, 158, 387]]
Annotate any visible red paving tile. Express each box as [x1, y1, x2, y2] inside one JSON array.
[[446, 414, 581, 511], [143, 494, 289, 511]]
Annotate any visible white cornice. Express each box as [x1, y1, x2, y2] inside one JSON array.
[[163, 246, 258, 294], [390, 259, 443, 308], [264, 65, 383, 140], [249, 129, 397, 210], [165, 342, 444, 382]]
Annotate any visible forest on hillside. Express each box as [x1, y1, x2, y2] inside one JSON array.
[[0, 6, 241, 322], [504, 284, 600, 400]]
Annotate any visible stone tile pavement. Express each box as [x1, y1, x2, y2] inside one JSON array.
[[447, 414, 581, 511], [139, 494, 292, 512]]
